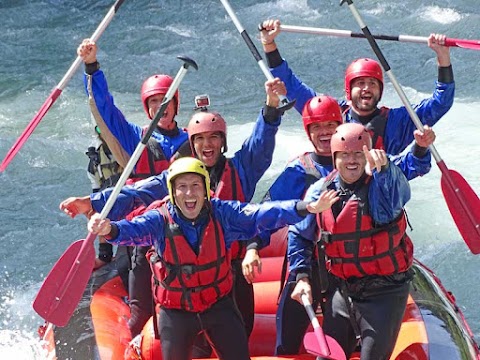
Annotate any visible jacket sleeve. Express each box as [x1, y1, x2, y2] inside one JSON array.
[[85, 70, 143, 156], [212, 198, 305, 248], [369, 161, 411, 225], [90, 172, 169, 220], [286, 180, 323, 276], [107, 209, 164, 247], [231, 108, 281, 201], [389, 142, 432, 181], [383, 81, 454, 155], [270, 59, 316, 115], [287, 226, 316, 278]]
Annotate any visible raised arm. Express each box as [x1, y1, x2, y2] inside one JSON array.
[[78, 39, 144, 157], [231, 78, 286, 201], [260, 19, 316, 114], [384, 33, 454, 155]]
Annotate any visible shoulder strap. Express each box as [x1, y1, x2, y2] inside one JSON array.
[[298, 152, 322, 183]]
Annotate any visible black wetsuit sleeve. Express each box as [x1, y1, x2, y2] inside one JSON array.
[[438, 65, 454, 83], [265, 49, 283, 68]]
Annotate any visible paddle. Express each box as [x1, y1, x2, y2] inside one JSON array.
[[301, 294, 346, 360], [280, 24, 480, 51], [33, 56, 198, 327], [340, 0, 480, 254], [0, 0, 126, 173], [218, 0, 296, 112]]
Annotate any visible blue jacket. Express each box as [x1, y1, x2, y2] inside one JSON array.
[[266, 154, 333, 202], [287, 161, 411, 277], [107, 199, 304, 255], [91, 108, 281, 221], [271, 59, 454, 155], [84, 70, 188, 166]]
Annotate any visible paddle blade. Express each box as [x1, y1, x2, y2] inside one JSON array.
[[304, 331, 347, 360], [446, 38, 480, 50], [33, 239, 95, 327], [0, 88, 62, 172], [441, 169, 480, 254]]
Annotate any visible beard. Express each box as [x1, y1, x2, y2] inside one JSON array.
[[352, 94, 380, 113]]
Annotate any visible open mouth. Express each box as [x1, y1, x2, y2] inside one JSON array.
[[202, 149, 215, 159], [360, 91, 375, 102], [318, 135, 332, 143], [346, 164, 359, 170], [184, 199, 197, 210]]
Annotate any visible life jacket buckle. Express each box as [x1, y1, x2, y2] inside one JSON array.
[[181, 264, 195, 276], [319, 231, 332, 244]]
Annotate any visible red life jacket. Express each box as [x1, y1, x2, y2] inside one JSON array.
[[148, 205, 233, 312], [341, 106, 389, 150], [214, 159, 246, 261], [318, 175, 413, 280], [127, 128, 191, 184]]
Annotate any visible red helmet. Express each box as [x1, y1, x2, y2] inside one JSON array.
[[141, 74, 179, 119], [331, 123, 372, 166], [344, 58, 383, 100], [302, 95, 343, 136], [187, 111, 227, 154]]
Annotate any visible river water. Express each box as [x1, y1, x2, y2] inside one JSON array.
[[0, 0, 479, 358]]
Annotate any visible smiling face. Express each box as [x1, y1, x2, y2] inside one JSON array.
[[349, 77, 381, 116], [308, 121, 340, 156], [172, 173, 206, 219], [192, 131, 224, 167], [147, 94, 176, 130], [335, 150, 366, 184]]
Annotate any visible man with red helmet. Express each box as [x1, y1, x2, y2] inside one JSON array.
[[259, 19, 454, 156], [289, 123, 413, 360], [73, 39, 191, 338], [59, 76, 288, 355], [246, 95, 435, 355], [256, 18, 447, 356], [77, 39, 190, 182]]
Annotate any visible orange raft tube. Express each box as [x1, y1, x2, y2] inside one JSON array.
[[39, 229, 480, 360]]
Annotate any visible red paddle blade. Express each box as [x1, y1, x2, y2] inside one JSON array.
[[0, 88, 62, 172], [304, 331, 347, 360], [440, 169, 480, 254], [445, 38, 480, 50], [33, 239, 95, 327]]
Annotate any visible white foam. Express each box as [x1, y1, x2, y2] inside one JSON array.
[[0, 330, 48, 360], [419, 6, 464, 24], [142, 25, 196, 38]]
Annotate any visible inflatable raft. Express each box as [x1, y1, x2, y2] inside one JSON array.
[[38, 229, 480, 360]]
